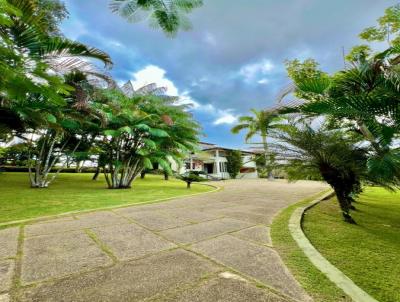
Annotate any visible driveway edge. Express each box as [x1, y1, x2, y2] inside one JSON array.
[[0, 183, 221, 229], [288, 190, 379, 302]]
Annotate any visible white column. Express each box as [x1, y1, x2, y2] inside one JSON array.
[[189, 154, 193, 171], [215, 150, 220, 176]]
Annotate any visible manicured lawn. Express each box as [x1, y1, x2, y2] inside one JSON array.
[[0, 172, 214, 224], [303, 187, 400, 302], [271, 191, 351, 302]]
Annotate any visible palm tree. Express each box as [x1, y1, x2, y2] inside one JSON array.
[[273, 120, 375, 223], [231, 109, 282, 179], [1, 0, 113, 140], [109, 0, 203, 36], [97, 87, 200, 189], [280, 49, 400, 188]]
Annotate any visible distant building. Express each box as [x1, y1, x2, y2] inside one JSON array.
[[173, 142, 258, 179]]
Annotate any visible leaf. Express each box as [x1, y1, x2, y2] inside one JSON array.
[[134, 123, 151, 131], [46, 114, 57, 124], [104, 129, 119, 137], [143, 158, 153, 169], [118, 126, 133, 134], [149, 128, 169, 137], [60, 119, 80, 130], [143, 138, 157, 149]]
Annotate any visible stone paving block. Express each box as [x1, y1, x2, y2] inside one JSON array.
[[25, 212, 127, 236], [163, 275, 288, 302], [215, 208, 271, 224], [159, 208, 222, 223], [20, 249, 221, 302], [21, 231, 112, 284], [0, 228, 19, 259], [115, 210, 190, 231], [0, 260, 14, 292], [231, 225, 272, 246], [0, 294, 10, 302], [91, 223, 176, 260], [160, 218, 254, 244], [191, 235, 311, 301]]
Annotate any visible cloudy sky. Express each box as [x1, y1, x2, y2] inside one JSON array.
[[61, 0, 396, 148]]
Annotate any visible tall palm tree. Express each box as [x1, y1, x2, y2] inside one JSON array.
[[273, 120, 375, 223], [231, 109, 282, 179], [1, 0, 113, 140], [279, 49, 400, 187], [110, 0, 203, 36]]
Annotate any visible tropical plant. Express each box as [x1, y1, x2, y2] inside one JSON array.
[[109, 0, 203, 36], [96, 88, 199, 189], [176, 171, 203, 188], [272, 121, 374, 223], [280, 52, 400, 189], [226, 150, 243, 179], [37, 0, 69, 35], [232, 109, 282, 179]]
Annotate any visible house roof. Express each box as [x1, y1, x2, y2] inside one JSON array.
[[201, 146, 256, 155]]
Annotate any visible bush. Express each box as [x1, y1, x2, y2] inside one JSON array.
[[176, 172, 204, 188], [226, 150, 243, 179]]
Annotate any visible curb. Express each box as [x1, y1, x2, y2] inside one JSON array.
[[288, 190, 379, 302], [0, 183, 221, 229]]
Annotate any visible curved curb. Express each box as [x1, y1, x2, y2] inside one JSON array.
[[288, 191, 379, 302], [0, 183, 221, 229]]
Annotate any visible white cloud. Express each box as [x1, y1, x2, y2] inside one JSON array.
[[239, 58, 274, 83], [130, 65, 178, 96], [257, 78, 269, 85], [213, 110, 238, 125], [128, 65, 238, 126], [213, 113, 238, 125]]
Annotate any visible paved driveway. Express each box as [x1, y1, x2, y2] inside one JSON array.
[[0, 180, 327, 302]]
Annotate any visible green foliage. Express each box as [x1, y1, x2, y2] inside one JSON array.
[[0, 143, 31, 166], [176, 172, 203, 188], [37, 0, 69, 35], [273, 121, 373, 223], [280, 38, 400, 196], [226, 150, 243, 179], [110, 0, 203, 36], [345, 44, 372, 62], [232, 109, 283, 179], [97, 88, 200, 189], [359, 4, 400, 46]]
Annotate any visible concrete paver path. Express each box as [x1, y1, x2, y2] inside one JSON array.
[[0, 180, 327, 302]]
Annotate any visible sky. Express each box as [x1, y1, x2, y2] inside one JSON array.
[[61, 0, 397, 149]]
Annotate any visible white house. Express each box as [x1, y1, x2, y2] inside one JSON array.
[[174, 142, 258, 179]]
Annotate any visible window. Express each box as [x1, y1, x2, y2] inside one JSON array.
[[185, 162, 190, 170], [192, 163, 196, 169]]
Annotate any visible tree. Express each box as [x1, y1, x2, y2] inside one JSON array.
[[110, 0, 203, 36], [177, 172, 203, 188], [280, 46, 400, 190], [273, 121, 374, 223], [0, 0, 112, 140], [97, 88, 200, 189], [37, 0, 69, 35], [226, 150, 243, 179], [231, 109, 282, 179], [359, 4, 400, 47]]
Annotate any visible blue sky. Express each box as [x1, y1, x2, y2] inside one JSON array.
[[61, 0, 396, 149]]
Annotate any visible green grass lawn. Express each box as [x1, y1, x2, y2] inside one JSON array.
[[303, 187, 400, 302], [271, 191, 351, 302], [0, 172, 214, 224]]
